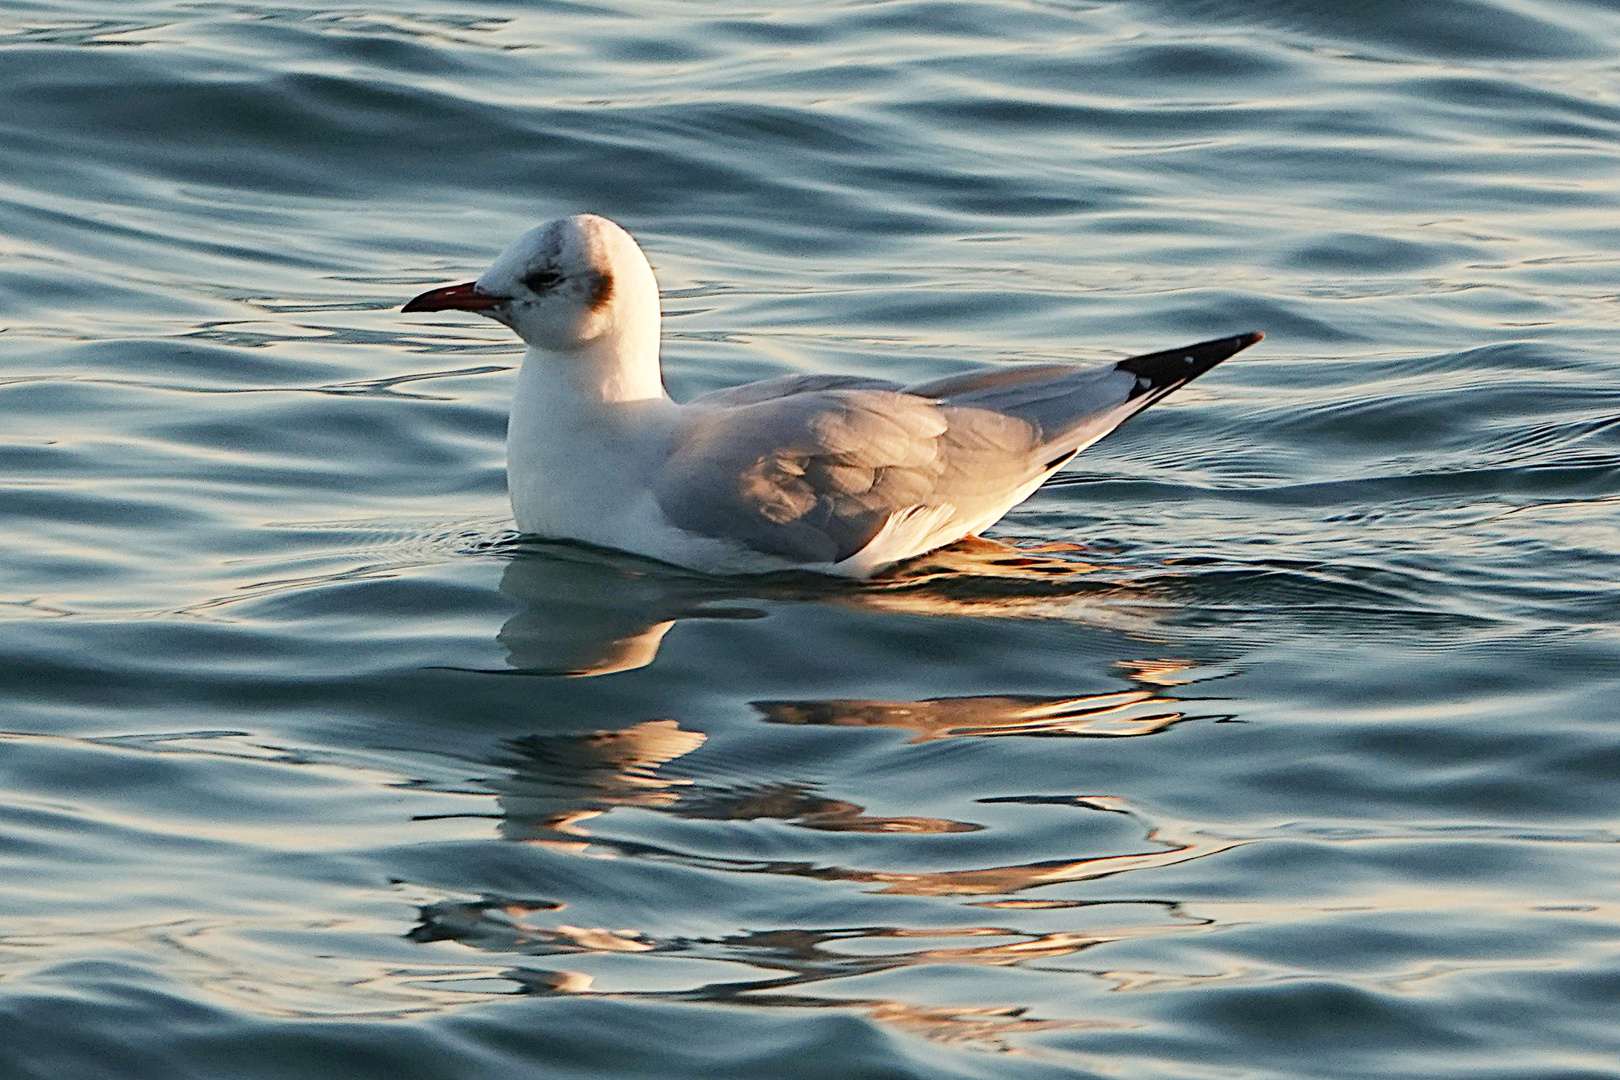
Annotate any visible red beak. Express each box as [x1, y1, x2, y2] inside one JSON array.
[[401, 281, 504, 313]]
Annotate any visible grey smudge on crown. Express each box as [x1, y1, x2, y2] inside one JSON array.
[[539, 219, 567, 259]]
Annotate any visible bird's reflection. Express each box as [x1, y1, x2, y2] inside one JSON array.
[[407, 714, 1239, 1049], [438, 543, 1242, 1049], [483, 719, 980, 841], [757, 689, 1190, 741], [493, 546, 762, 676], [488, 719, 707, 838], [753, 654, 1236, 741], [492, 536, 1112, 676], [429, 671, 1233, 896], [413, 901, 1202, 1050], [497, 963, 1093, 1052]]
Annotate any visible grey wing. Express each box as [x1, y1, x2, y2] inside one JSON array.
[[909, 363, 1137, 462], [908, 331, 1264, 458], [656, 333, 1261, 565], [653, 388, 1047, 564], [688, 373, 905, 408]]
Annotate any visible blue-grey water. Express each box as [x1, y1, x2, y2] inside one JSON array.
[[3, 1, 1618, 1077]]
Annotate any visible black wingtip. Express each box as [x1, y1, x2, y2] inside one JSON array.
[[1116, 331, 1262, 400]]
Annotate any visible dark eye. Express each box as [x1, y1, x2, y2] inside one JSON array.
[[522, 268, 562, 293]]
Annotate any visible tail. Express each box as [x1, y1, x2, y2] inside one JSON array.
[[1116, 331, 1263, 407], [905, 329, 1264, 473]]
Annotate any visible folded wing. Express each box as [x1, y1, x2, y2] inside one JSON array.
[[654, 333, 1260, 567]]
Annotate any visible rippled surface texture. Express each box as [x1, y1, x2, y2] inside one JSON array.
[[4, 1, 1619, 1076]]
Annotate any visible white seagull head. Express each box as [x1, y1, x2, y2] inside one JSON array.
[[404, 214, 660, 354]]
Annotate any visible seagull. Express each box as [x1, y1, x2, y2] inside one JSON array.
[[403, 214, 1260, 578]]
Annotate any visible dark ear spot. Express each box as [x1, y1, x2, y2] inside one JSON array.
[[587, 271, 614, 312]]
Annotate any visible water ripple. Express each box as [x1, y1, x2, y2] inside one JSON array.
[[2, 0, 1619, 1076]]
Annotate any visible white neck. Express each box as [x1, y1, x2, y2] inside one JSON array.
[[506, 340, 678, 540], [528, 329, 666, 406], [508, 338, 672, 471]]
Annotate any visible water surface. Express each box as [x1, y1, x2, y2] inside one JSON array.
[[2, 1, 1618, 1077]]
